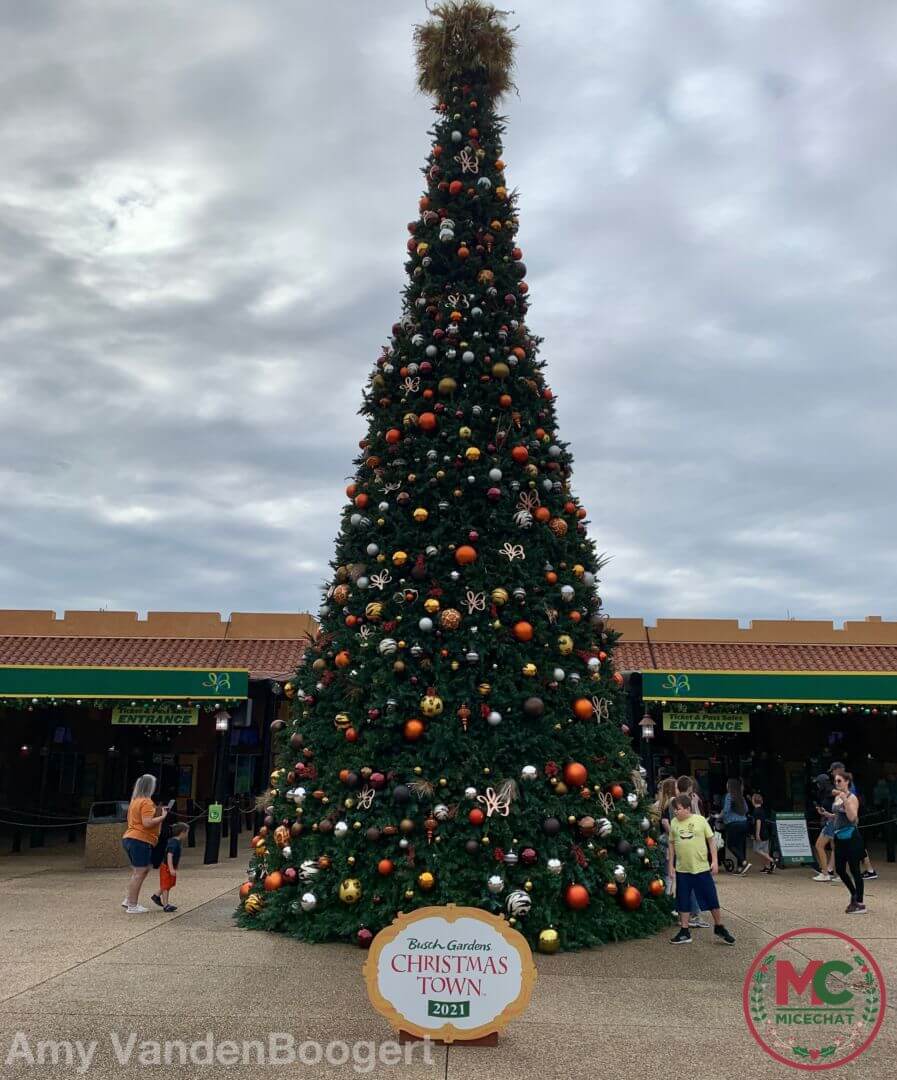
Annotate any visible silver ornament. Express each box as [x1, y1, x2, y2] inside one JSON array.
[[486, 710, 502, 726], [334, 821, 349, 839], [300, 892, 318, 912], [503, 849, 519, 867], [433, 804, 450, 821], [419, 617, 434, 632], [281, 845, 292, 860], [299, 860, 319, 882], [464, 786, 478, 799], [487, 874, 505, 894], [553, 668, 566, 681], [613, 864, 626, 882], [547, 857, 562, 875], [521, 765, 538, 781], [597, 817, 613, 837], [378, 638, 398, 657], [627, 792, 639, 807]]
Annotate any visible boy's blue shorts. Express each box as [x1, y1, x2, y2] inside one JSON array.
[[676, 870, 720, 913]]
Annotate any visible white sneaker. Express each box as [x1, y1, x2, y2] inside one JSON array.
[[121, 899, 129, 907], [812, 872, 832, 882], [125, 904, 148, 914]]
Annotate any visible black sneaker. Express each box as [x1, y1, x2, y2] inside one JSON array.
[[163, 904, 177, 912], [862, 870, 878, 880], [714, 925, 736, 945], [671, 928, 692, 945], [150, 894, 163, 908]]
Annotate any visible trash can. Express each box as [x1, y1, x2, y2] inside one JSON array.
[[85, 801, 131, 869]]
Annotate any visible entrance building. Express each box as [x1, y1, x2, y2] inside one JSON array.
[[613, 615, 897, 817], [0, 610, 313, 834]]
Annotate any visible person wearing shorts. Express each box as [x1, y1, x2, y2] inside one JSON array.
[[750, 792, 776, 873], [668, 796, 736, 946], [121, 774, 168, 914], [152, 822, 187, 913]]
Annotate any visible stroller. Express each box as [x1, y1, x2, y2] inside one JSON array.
[[711, 812, 784, 873]]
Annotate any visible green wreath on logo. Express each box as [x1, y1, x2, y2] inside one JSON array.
[[749, 953, 776, 1026]]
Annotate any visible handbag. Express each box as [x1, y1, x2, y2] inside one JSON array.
[[835, 825, 856, 841]]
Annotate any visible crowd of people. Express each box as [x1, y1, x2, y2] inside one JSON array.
[[651, 760, 880, 942]]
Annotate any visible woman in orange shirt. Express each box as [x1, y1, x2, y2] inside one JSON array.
[[121, 774, 168, 913]]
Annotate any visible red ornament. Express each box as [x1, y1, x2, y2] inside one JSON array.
[[564, 762, 588, 787], [621, 886, 643, 911], [565, 884, 590, 910], [283, 867, 298, 885], [449, 180, 463, 195], [357, 928, 374, 949], [512, 620, 534, 642], [418, 412, 437, 432], [345, 727, 358, 742], [377, 859, 395, 876], [468, 808, 485, 826], [610, 784, 624, 800], [385, 428, 401, 445], [511, 445, 528, 464], [648, 879, 665, 897]]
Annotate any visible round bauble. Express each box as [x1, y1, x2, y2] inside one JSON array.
[[523, 696, 544, 718], [513, 620, 534, 642], [621, 886, 643, 911], [299, 891, 318, 912], [565, 884, 590, 910], [339, 878, 362, 904], [538, 928, 560, 954], [487, 874, 505, 894], [403, 718, 425, 740], [417, 871, 436, 891], [573, 698, 594, 721], [357, 928, 374, 949], [542, 817, 562, 836], [521, 764, 538, 782], [648, 879, 665, 897], [505, 889, 532, 917], [613, 864, 626, 882], [378, 859, 395, 876], [263, 871, 284, 892], [546, 857, 562, 876], [564, 762, 588, 787]]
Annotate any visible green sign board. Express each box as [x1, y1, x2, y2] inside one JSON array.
[[208, 803, 223, 824], [643, 670, 897, 705], [663, 712, 750, 733], [0, 666, 248, 700], [112, 706, 199, 727], [776, 812, 815, 865]]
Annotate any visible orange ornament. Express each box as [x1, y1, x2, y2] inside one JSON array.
[[610, 784, 624, 800], [511, 445, 528, 464], [454, 545, 477, 565], [534, 506, 551, 523], [385, 428, 401, 444], [512, 620, 534, 642], [403, 718, 425, 740], [545, 571, 558, 585], [345, 727, 358, 742], [648, 879, 665, 897], [605, 882, 619, 896], [577, 507, 587, 520], [239, 881, 252, 899], [646, 837, 656, 848], [418, 412, 437, 432], [378, 859, 395, 876], [569, 611, 582, 623], [354, 493, 369, 509], [621, 886, 643, 911], [263, 871, 284, 892], [457, 245, 470, 259], [335, 650, 350, 668], [346, 483, 357, 498], [612, 671, 624, 686], [565, 884, 590, 910], [573, 698, 594, 721], [564, 762, 588, 787], [499, 394, 512, 408]]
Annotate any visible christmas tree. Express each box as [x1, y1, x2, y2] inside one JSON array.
[[238, 0, 671, 952]]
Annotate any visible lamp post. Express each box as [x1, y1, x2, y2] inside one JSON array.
[[640, 711, 656, 796], [204, 709, 230, 865]]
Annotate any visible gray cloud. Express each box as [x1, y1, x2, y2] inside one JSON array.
[[1, 0, 895, 623]]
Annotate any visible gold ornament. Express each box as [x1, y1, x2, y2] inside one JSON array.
[[273, 825, 290, 847], [491, 587, 509, 606], [459, 425, 472, 439], [364, 601, 383, 622], [417, 871, 436, 891], [465, 446, 481, 462], [392, 550, 408, 566], [243, 894, 264, 915], [558, 634, 574, 656], [438, 377, 457, 395], [421, 690, 444, 717], [413, 507, 429, 523], [478, 682, 491, 697], [424, 597, 441, 614], [538, 928, 560, 954], [339, 878, 362, 904], [334, 712, 351, 732], [283, 682, 296, 699], [549, 517, 568, 537], [332, 584, 350, 606], [522, 663, 537, 677], [439, 608, 462, 630]]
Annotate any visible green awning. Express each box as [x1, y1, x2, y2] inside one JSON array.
[[642, 670, 897, 705], [0, 666, 249, 700]]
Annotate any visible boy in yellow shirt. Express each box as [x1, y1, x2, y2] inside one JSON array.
[[668, 795, 736, 945]]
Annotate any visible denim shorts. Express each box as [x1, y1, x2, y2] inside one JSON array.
[[122, 838, 153, 867], [676, 870, 720, 914], [822, 820, 836, 838]]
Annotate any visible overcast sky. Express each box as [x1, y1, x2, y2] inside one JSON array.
[[2, 0, 895, 625]]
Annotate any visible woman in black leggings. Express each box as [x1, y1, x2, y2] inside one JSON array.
[[831, 771, 865, 914]]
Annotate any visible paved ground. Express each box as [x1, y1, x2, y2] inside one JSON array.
[[1, 836, 895, 1078]]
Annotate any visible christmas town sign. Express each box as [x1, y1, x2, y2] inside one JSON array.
[[364, 905, 536, 1043]]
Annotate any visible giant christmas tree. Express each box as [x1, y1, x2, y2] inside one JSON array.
[[238, 0, 671, 952]]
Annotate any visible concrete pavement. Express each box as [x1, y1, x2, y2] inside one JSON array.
[[1, 838, 895, 1078]]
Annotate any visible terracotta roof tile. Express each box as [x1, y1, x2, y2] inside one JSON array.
[[0, 637, 306, 681], [614, 641, 897, 672]]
